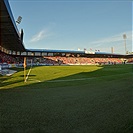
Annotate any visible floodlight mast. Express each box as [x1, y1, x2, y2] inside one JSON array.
[[16, 16, 22, 25], [123, 34, 127, 54], [16, 16, 26, 82]]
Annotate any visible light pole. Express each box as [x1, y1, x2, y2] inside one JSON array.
[[123, 34, 127, 54], [16, 16, 22, 25]]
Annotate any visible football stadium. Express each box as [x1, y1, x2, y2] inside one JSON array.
[[0, 0, 133, 132]]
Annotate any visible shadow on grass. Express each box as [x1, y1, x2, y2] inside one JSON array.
[[19, 74, 36, 77], [0, 67, 33, 88], [0, 65, 132, 133], [0, 79, 23, 88]]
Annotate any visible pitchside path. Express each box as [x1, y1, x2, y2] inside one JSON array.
[[0, 69, 17, 76]]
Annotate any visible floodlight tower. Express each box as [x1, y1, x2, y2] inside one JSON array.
[[16, 16, 22, 25], [111, 47, 114, 54], [123, 34, 127, 54]]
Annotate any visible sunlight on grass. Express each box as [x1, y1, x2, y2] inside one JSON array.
[[0, 64, 132, 89], [29, 65, 103, 82], [0, 65, 102, 89]]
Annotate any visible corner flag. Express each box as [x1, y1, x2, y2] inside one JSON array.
[[24, 57, 26, 82], [24, 57, 26, 68]]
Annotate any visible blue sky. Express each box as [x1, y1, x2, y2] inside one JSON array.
[[9, 0, 132, 54]]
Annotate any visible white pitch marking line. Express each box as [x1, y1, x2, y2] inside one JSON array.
[[28, 79, 41, 83], [25, 68, 32, 82]]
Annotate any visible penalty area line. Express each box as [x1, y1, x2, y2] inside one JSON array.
[[46, 72, 131, 83], [46, 77, 93, 83], [28, 79, 41, 83]]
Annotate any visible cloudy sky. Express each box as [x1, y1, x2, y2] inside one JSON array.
[[9, 0, 132, 54]]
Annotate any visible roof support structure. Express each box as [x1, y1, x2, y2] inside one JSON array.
[[0, 0, 25, 52]]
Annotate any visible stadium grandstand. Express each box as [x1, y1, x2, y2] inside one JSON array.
[[0, 0, 133, 72]]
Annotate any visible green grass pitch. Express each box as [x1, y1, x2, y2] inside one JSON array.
[[0, 64, 133, 132]]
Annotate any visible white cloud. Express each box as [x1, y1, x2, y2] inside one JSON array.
[[30, 30, 49, 42], [29, 22, 56, 43], [90, 31, 132, 47], [88, 31, 132, 54]]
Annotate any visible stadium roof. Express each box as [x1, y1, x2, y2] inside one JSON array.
[[0, 0, 25, 51], [27, 49, 86, 54], [95, 51, 122, 55], [27, 49, 125, 57]]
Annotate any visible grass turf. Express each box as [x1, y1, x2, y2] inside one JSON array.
[[0, 64, 133, 132]]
